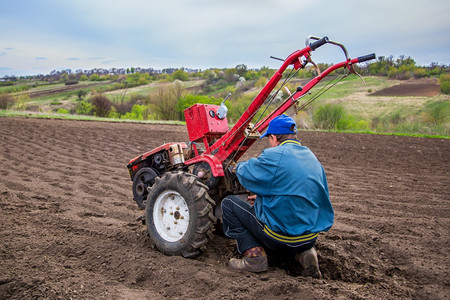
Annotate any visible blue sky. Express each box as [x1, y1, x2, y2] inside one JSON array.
[[0, 0, 449, 77]]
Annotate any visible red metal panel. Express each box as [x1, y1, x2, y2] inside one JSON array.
[[128, 142, 187, 164], [184, 104, 229, 142]]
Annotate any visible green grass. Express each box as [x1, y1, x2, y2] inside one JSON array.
[[309, 75, 396, 101], [31, 91, 80, 103], [2, 110, 446, 139], [2, 75, 449, 137], [310, 76, 448, 122], [0, 110, 185, 125]]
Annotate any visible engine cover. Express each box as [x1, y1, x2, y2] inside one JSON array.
[[184, 104, 229, 142]]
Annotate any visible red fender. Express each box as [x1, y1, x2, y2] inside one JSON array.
[[185, 154, 224, 177]]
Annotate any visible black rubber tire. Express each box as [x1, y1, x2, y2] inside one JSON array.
[[145, 171, 216, 258], [132, 167, 158, 209]]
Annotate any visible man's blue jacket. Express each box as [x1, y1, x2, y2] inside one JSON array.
[[235, 140, 334, 237]]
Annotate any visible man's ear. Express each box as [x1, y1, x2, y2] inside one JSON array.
[[270, 134, 279, 144]]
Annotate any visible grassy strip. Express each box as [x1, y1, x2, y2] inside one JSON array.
[[0, 110, 185, 125], [319, 129, 448, 139], [2, 110, 447, 139]]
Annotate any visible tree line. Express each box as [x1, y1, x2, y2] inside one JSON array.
[[0, 54, 448, 136]]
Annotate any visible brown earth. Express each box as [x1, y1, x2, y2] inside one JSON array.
[[0, 117, 449, 299], [370, 78, 441, 97]]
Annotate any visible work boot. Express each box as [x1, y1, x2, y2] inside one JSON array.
[[229, 246, 268, 273], [295, 247, 322, 279]]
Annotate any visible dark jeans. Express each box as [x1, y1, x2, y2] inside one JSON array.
[[221, 195, 315, 255]]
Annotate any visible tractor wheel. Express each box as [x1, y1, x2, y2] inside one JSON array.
[[145, 171, 216, 257], [133, 167, 158, 209]]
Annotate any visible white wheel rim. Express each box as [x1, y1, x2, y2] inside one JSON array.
[[153, 190, 190, 242]]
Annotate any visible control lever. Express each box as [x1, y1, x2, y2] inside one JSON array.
[[217, 93, 231, 119]]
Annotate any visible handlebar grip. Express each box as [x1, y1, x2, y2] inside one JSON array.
[[309, 36, 329, 51], [357, 53, 376, 63]]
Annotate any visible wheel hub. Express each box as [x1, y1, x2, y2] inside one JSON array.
[[135, 182, 146, 196], [153, 190, 190, 242]]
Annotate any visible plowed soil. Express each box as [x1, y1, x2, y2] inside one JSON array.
[[1, 117, 449, 299], [370, 78, 440, 97]]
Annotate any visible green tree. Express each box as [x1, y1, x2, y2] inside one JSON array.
[[202, 69, 217, 83], [89, 74, 100, 81], [172, 69, 189, 81], [235, 64, 248, 77], [259, 66, 274, 78], [255, 77, 267, 88]]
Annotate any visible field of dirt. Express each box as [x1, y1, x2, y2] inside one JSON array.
[[1, 117, 449, 299], [370, 78, 440, 97]]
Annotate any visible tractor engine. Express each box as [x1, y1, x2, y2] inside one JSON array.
[[184, 103, 229, 154]]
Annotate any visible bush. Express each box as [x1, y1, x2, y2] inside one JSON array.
[[57, 108, 69, 114], [1, 85, 30, 93], [91, 93, 112, 117], [440, 73, 450, 94], [0, 93, 15, 109], [122, 104, 150, 120], [147, 81, 185, 120], [77, 90, 87, 100], [336, 114, 370, 131], [177, 94, 220, 115], [390, 111, 403, 125], [313, 103, 344, 130], [0, 81, 14, 87], [76, 100, 93, 115], [413, 68, 428, 78], [126, 73, 151, 87], [226, 93, 258, 123], [202, 69, 218, 83], [255, 77, 267, 88], [50, 100, 62, 105], [423, 101, 449, 125], [12, 94, 30, 111]]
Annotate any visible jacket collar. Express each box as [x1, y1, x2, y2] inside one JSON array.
[[279, 139, 301, 146]]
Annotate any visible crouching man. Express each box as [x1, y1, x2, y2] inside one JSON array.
[[221, 114, 334, 278]]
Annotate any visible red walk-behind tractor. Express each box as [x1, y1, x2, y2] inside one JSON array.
[[127, 36, 375, 257]]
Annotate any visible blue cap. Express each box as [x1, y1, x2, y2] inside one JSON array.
[[260, 115, 297, 139]]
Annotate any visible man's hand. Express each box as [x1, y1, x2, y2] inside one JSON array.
[[227, 165, 236, 174]]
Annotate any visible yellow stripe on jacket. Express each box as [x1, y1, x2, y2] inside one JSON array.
[[263, 225, 318, 243]]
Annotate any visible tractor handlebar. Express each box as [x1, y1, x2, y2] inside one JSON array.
[[206, 36, 375, 165], [357, 53, 376, 63], [309, 36, 329, 51]]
